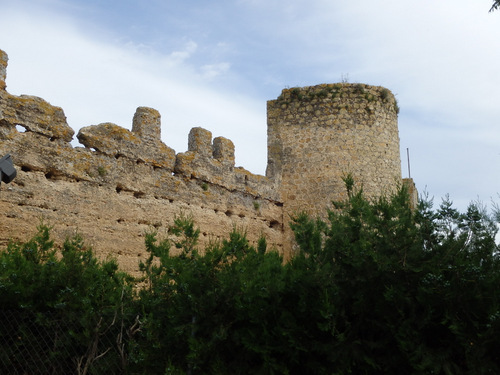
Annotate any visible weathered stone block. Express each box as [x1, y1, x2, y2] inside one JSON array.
[[213, 136, 235, 167], [188, 127, 212, 156], [77, 122, 175, 169], [132, 106, 161, 142], [78, 122, 140, 156], [0, 49, 7, 91], [1, 94, 73, 142]]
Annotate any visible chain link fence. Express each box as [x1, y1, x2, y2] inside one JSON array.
[[0, 310, 136, 375]]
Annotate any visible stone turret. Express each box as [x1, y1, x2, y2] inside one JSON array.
[[267, 84, 402, 251]]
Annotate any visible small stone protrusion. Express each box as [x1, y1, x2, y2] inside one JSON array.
[[188, 127, 212, 156], [78, 122, 139, 155], [77, 122, 175, 170], [4, 95, 73, 142], [0, 49, 7, 91], [213, 136, 235, 167], [132, 107, 161, 142], [402, 178, 418, 210]]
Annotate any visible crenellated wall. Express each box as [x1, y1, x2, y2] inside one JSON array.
[[0, 48, 413, 273]]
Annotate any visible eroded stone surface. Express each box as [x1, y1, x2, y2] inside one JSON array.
[[0, 50, 7, 90], [267, 84, 402, 251], [132, 106, 161, 141], [0, 48, 413, 274], [77, 119, 176, 170], [0, 93, 73, 141]]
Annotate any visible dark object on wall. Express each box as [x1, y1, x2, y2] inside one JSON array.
[[0, 154, 16, 185]]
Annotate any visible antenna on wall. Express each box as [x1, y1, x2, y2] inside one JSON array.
[[406, 148, 411, 179]]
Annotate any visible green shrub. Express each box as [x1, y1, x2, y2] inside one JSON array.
[[0, 223, 134, 374], [2, 184, 499, 374], [289, 179, 500, 373]]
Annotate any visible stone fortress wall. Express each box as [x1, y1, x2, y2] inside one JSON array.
[[0, 48, 412, 274]]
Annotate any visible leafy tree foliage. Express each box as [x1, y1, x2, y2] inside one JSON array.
[[1, 184, 499, 374], [491, 1, 500, 12], [131, 184, 500, 374], [289, 180, 500, 374], [0, 223, 133, 374], [131, 215, 290, 374]]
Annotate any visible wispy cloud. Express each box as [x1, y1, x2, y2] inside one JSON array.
[[166, 40, 198, 66], [200, 62, 231, 80]]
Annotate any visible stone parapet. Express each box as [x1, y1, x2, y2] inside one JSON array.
[[0, 94, 279, 202], [77, 120, 176, 170], [0, 49, 284, 273], [0, 107, 284, 273], [174, 127, 278, 200]]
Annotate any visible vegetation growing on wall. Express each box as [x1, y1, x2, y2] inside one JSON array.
[[1, 183, 499, 374], [275, 84, 400, 114]]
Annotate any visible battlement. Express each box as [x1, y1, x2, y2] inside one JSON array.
[[0, 48, 411, 271], [0, 90, 277, 201]]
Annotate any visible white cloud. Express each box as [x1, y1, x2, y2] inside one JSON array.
[[166, 40, 198, 66], [200, 62, 231, 80]]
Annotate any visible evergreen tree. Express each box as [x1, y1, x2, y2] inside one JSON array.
[[289, 179, 500, 374], [0, 224, 133, 374], [2, 182, 499, 374]]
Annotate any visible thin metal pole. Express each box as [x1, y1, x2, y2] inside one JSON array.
[[407, 148, 411, 179]]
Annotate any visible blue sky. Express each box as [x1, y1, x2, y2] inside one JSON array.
[[0, 0, 499, 211]]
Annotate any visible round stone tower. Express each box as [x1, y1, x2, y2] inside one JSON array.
[[266, 83, 401, 250]]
